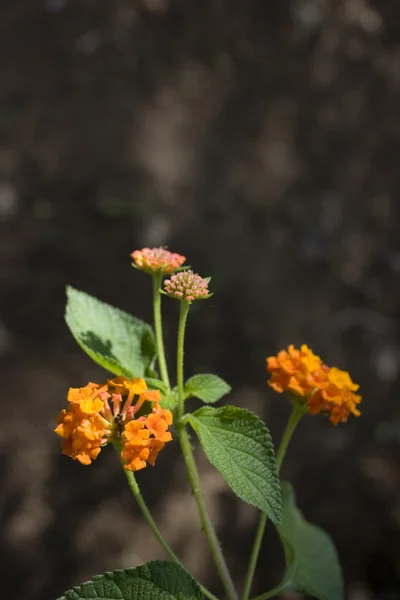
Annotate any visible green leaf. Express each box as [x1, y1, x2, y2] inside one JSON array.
[[65, 286, 156, 378], [58, 561, 203, 600], [162, 388, 179, 411], [145, 379, 179, 411], [187, 406, 282, 523], [277, 482, 344, 600], [184, 374, 231, 404], [145, 378, 169, 394]]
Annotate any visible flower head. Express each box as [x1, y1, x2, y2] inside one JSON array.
[[55, 377, 173, 469], [266, 345, 362, 425], [266, 344, 323, 397], [307, 366, 362, 425], [164, 270, 211, 303], [55, 386, 110, 465], [131, 247, 186, 275]]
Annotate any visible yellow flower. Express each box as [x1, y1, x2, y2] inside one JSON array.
[[108, 376, 147, 397], [266, 345, 362, 425], [55, 377, 173, 468]]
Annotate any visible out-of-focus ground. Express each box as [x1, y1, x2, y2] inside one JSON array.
[[1, 1, 400, 599]]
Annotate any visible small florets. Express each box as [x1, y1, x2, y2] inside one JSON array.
[[131, 247, 186, 275], [163, 270, 210, 303], [55, 377, 173, 469], [266, 345, 362, 425]]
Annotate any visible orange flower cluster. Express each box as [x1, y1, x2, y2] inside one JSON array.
[[55, 383, 111, 465], [121, 404, 173, 471], [55, 377, 173, 469], [131, 247, 186, 275], [266, 345, 361, 425]]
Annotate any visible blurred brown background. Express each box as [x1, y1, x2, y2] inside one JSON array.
[[1, 1, 400, 599]]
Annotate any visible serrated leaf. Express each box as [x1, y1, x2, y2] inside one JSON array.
[[187, 406, 282, 523], [277, 482, 344, 600], [58, 560, 203, 600], [65, 287, 156, 378], [184, 374, 231, 404]]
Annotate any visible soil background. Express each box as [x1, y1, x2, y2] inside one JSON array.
[[1, 1, 400, 599]]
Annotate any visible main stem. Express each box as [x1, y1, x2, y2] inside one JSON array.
[[242, 401, 306, 600], [114, 444, 218, 600], [176, 301, 239, 600], [153, 273, 171, 391]]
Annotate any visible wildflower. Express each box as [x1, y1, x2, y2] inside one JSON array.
[[307, 366, 362, 425], [131, 247, 186, 275], [266, 345, 323, 397], [55, 377, 173, 469], [55, 384, 111, 465], [164, 270, 211, 302], [266, 345, 362, 425]]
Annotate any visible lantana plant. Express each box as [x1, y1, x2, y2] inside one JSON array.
[[56, 247, 361, 600]]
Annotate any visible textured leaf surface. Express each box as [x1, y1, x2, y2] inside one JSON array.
[[58, 561, 203, 600], [145, 378, 169, 394], [162, 388, 179, 411], [184, 374, 231, 404], [187, 406, 281, 523], [65, 287, 156, 378], [278, 483, 344, 600]]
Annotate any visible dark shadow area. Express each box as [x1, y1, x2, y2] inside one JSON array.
[[79, 331, 117, 360], [1, 1, 400, 599]]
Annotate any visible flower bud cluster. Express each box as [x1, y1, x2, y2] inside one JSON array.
[[164, 270, 210, 303]]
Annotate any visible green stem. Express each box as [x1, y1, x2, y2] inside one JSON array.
[[251, 582, 288, 600], [176, 301, 239, 600], [114, 444, 218, 600], [153, 273, 170, 391], [242, 401, 306, 600], [176, 300, 189, 421], [275, 401, 306, 472]]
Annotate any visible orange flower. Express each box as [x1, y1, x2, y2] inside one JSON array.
[[55, 401, 109, 465], [145, 408, 173, 443], [131, 247, 186, 275], [266, 345, 362, 425], [108, 376, 147, 397], [121, 421, 151, 471], [121, 402, 173, 471], [266, 344, 323, 397], [147, 439, 166, 466], [55, 377, 173, 468], [307, 366, 362, 425]]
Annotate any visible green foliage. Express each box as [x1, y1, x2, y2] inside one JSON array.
[[162, 389, 179, 411], [58, 561, 203, 600], [65, 286, 156, 378], [145, 378, 179, 411], [145, 377, 169, 394], [277, 482, 344, 600], [184, 374, 231, 404], [187, 406, 282, 523]]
